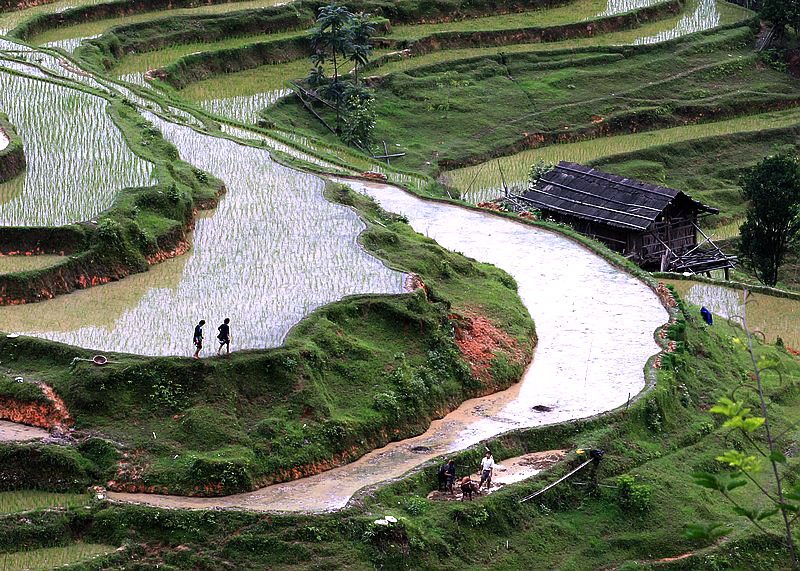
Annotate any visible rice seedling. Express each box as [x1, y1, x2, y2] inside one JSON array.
[[0, 0, 105, 35], [0, 490, 89, 513], [372, 0, 750, 76], [634, 0, 720, 44], [0, 66, 154, 226], [663, 279, 800, 348], [0, 543, 115, 570], [28, 0, 288, 45], [386, 0, 612, 40], [197, 89, 292, 124], [177, 58, 324, 103], [0, 116, 406, 356], [448, 107, 800, 203], [0, 254, 65, 274]]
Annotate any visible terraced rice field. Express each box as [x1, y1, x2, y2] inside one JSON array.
[[449, 107, 800, 203], [0, 543, 115, 569], [663, 279, 800, 348], [0, 0, 104, 34], [0, 490, 89, 513], [0, 115, 405, 355], [372, 0, 750, 76], [0, 254, 65, 274], [26, 0, 288, 45], [0, 63, 154, 226]]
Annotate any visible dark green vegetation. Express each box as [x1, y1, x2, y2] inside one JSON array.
[[0, 112, 24, 183], [0, 183, 533, 495], [0, 90, 223, 304], [266, 23, 800, 174], [737, 154, 800, 286], [2, 292, 800, 569]]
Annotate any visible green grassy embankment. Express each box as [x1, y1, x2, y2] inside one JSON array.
[[267, 24, 799, 178], [0, 111, 24, 183], [0, 183, 534, 496], [0, 290, 798, 569]]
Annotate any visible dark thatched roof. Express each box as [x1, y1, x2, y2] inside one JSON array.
[[521, 162, 718, 231]]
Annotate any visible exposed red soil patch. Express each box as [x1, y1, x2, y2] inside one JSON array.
[[450, 310, 527, 383], [0, 382, 73, 430]]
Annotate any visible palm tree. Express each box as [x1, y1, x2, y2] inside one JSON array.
[[311, 3, 353, 84]]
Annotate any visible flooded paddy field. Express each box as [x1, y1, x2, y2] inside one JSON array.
[[663, 279, 800, 348], [0, 65, 154, 226], [0, 118, 405, 356], [109, 177, 667, 511]]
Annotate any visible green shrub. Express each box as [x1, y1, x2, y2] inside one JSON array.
[[616, 475, 653, 513]]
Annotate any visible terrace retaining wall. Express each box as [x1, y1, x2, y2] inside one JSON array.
[[0, 115, 25, 184], [373, 0, 683, 54]]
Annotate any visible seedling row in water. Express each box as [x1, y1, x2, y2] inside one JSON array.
[[0, 117, 406, 356], [0, 66, 154, 226]]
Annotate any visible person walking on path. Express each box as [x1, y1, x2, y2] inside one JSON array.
[[479, 451, 495, 490], [217, 318, 231, 355], [193, 320, 205, 359]]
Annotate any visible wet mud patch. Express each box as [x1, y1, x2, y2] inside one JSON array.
[[427, 449, 566, 501]]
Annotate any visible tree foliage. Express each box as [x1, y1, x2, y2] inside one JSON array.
[[738, 154, 800, 286], [761, 0, 800, 35], [690, 297, 799, 569], [306, 2, 376, 145]]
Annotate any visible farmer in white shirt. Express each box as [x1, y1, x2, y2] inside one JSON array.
[[479, 451, 495, 490]]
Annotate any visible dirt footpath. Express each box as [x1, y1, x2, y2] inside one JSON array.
[[0, 419, 49, 441]]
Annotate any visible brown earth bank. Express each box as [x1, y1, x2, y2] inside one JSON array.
[[0, 0, 55, 13], [0, 382, 73, 430]]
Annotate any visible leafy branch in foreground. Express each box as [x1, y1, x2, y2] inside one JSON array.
[[690, 291, 799, 569]]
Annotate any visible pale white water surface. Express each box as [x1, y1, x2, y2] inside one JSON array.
[[109, 179, 667, 512]]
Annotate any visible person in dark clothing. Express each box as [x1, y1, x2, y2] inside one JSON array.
[[437, 459, 450, 491], [700, 306, 713, 326], [445, 459, 457, 494], [217, 318, 231, 355], [193, 320, 205, 359]]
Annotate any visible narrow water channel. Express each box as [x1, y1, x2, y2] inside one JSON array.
[[108, 178, 667, 512]]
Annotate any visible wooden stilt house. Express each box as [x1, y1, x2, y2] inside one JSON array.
[[512, 162, 736, 274]]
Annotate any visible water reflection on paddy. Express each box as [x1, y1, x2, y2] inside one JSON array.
[[0, 119, 406, 356]]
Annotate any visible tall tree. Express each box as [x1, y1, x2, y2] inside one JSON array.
[[761, 0, 800, 36], [347, 12, 375, 86], [739, 154, 800, 286], [311, 3, 353, 85]]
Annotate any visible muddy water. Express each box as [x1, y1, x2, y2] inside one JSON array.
[[0, 419, 48, 442], [0, 119, 405, 355], [109, 179, 667, 512]]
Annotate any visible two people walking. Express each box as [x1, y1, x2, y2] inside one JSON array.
[[192, 318, 231, 358]]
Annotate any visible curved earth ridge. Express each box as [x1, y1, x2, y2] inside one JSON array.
[[106, 177, 668, 512]]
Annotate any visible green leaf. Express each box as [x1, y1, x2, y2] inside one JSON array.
[[710, 398, 750, 418], [777, 502, 800, 513], [755, 507, 779, 521], [769, 451, 787, 464], [691, 471, 748, 492], [733, 506, 758, 521], [722, 415, 765, 433], [716, 450, 762, 472]]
